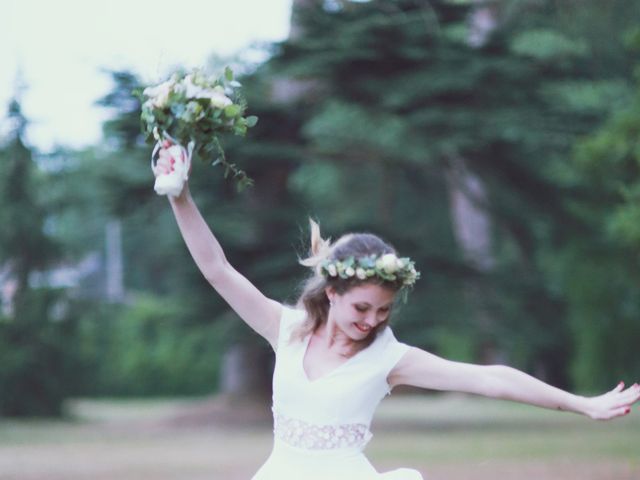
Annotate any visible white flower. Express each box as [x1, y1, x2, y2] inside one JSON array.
[[402, 267, 419, 286], [345, 267, 355, 277], [183, 74, 209, 99], [182, 77, 233, 108], [403, 271, 417, 286], [210, 90, 233, 109], [379, 253, 399, 274], [144, 80, 173, 108], [356, 268, 367, 280], [327, 264, 338, 277]]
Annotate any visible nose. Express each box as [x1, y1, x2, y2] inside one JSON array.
[[367, 312, 382, 326]]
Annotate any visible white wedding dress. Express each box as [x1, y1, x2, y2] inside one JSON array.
[[252, 305, 424, 480]]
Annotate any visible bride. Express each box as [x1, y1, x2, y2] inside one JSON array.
[[155, 153, 640, 479]]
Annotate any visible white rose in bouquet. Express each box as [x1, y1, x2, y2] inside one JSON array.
[[143, 80, 174, 108], [210, 86, 233, 109]]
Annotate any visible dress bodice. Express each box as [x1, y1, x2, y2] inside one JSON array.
[[271, 305, 410, 451]]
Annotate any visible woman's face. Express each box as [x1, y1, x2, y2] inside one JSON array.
[[326, 283, 396, 341]]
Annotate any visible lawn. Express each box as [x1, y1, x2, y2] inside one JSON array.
[[0, 393, 637, 479]]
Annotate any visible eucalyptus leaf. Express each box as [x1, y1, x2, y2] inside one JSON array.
[[224, 104, 242, 118]]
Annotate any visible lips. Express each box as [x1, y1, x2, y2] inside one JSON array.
[[354, 322, 372, 333]]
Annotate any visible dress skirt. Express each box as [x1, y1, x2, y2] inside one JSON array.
[[252, 439, 423, 480]]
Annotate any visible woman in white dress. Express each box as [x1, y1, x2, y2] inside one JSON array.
[[158, 162, 640, 479]]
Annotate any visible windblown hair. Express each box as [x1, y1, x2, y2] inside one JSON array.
[[292, 218, 402, 348]]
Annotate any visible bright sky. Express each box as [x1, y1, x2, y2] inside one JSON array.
[[1, 0, 292, 152]]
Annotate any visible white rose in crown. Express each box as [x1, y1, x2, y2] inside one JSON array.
[[151, 140, 192, 197], [378, 253, 399, 274], [327, 264, 338, 277]]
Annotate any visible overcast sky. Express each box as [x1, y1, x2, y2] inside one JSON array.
[[2, 0, 292, 152]]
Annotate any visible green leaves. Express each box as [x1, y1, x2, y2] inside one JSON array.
[[138, 67, 259, 191], [224, 104, 242, 118], [224, 66, 234, 82], [510, 29, 589, 61]]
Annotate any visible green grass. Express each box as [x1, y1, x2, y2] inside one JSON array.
[[0, 393, 638, 480], [370, 393, 640, 461]]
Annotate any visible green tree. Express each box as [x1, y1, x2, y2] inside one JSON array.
[[0, 97, 77, 416], [258, 0, 640, 389], [60, 67, 309, 397], [551, 26, 640, 391]]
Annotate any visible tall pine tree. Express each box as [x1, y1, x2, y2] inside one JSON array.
[[0, 96, 75, 416]]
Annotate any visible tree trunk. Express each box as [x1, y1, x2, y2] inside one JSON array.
[[105, 219, 125, 302], [444, 1, 503, 365], [220, 344, 273, 397]]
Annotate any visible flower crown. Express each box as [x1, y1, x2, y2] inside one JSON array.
[[319, 253, 420, 287]]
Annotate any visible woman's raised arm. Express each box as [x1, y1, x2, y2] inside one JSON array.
[[168, 186, 282, 348], [388, 347, 640, 420]]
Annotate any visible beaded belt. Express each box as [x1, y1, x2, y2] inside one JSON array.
[[273, 409, 371, 450]]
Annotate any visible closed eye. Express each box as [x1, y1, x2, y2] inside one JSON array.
[[355, 305, 390, 313]]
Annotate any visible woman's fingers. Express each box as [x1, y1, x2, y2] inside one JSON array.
[[153, 148, 175, 177], [594, 404, 631, 420], [607, 384, 638, 403], [586, 382, 640, 420], [605, 385, 640, 412], [611, 381, 625, 393], [618, 384, 640, 400], [624, 385, 640, 404], [614, 406, 632, 418], [153, 164, 168, 175]]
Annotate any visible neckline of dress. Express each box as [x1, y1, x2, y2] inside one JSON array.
[[300, 329, 375, 383]]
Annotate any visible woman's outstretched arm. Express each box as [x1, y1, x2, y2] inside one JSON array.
[[388, 347, 640, 420], [167, 186, 281, 348]]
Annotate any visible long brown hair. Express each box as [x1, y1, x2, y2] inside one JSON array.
[[291, 219, 402, 348]]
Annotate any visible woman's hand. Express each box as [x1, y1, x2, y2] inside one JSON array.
[[153, 141, 174, 176], [583, 382, 640, 420], [152, 140, 191, 198]]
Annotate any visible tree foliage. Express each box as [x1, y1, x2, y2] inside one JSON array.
[[0, 98, 78, 416], [3, 1, 640, 414]]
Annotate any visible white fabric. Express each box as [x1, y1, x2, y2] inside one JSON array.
[[252, 305, 423, 480]]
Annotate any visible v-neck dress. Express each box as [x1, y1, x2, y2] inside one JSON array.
[[251, 305, 423, 480]]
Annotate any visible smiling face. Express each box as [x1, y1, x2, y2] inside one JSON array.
[[325, 283, 397, 341]]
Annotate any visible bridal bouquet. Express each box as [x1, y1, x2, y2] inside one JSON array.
[[138, 68, 258, 196]]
